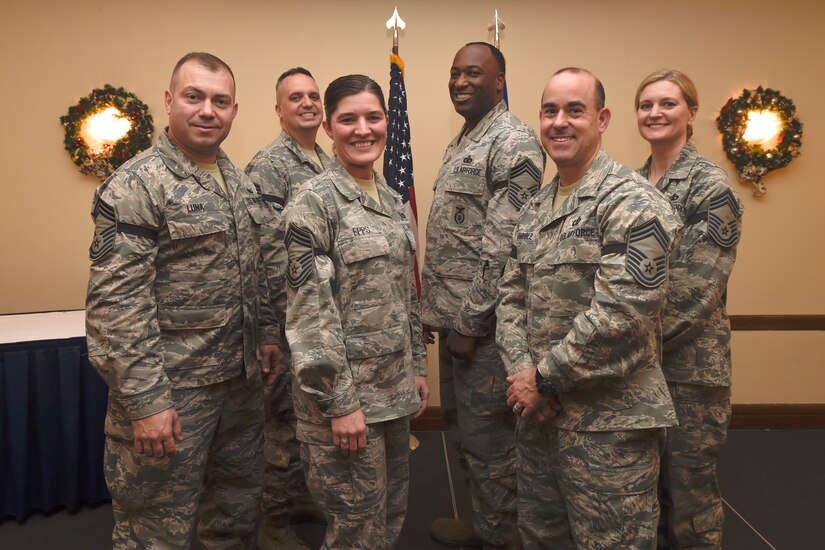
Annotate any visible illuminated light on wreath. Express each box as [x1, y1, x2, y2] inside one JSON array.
[[716, 86, 802, 196], [61, 85, 154, 180]]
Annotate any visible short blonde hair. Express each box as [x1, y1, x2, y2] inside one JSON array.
[[635, 69, 698, 138]]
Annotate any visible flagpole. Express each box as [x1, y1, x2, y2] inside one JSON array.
[[487, 9, 506, 49], [487, 9, 509, 108]]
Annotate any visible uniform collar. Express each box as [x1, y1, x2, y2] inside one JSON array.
[[328, 158, 395, 216], [542, 149, 613, 226], [458, 100, 508, 143], [279, 131, 327, 173], [639, 141, 699, 189], [157, 128, 235, 198]]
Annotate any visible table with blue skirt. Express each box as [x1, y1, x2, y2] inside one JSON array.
[[0, 311, 110, 521]]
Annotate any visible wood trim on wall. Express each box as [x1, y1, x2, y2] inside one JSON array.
[[730, 315, 825, 331], [411, 404, 825, 431]]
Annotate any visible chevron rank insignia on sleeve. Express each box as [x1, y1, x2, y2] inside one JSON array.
[[626, 218, 669, 288], [89, 197, 116, 262], [285, 223, 315, 288], [707, 189, 741, 247], [507, 158, 542, 209]]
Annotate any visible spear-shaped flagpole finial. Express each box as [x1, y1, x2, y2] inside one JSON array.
[[486, 9, 506, 49], [386, 6, 406, 55]]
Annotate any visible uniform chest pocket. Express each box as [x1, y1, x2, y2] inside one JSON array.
[[532, 234, 601, 317], [166, 206, 228, 240], [441, 175, 486, 235], [338, 233, 390, 264]]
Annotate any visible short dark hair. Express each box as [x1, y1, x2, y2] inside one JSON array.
[[323, 74, 386, 120], [171, 52, 235, 90], [276, 67, 314, 92], [553, 67, 605, 110], [464, 42, 506, 75]]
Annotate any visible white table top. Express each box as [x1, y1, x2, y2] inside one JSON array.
[[0, 310, 85, 344]]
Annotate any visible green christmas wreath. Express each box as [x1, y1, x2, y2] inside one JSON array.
[[61, 85, 154, 180], [717, 86, 802, 188]]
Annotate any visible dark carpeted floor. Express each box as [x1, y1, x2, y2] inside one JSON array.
[[1, 429, 821, 549]]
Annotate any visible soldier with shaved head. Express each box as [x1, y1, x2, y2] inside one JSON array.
[[499, 68, 680, 548], [422, 42, 545, 548]]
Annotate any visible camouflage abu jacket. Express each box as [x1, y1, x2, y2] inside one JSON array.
[[246, 132, 330, 331], [85, 130, 278, 421], [283, 159, 426, 444], [639, 142, 743, 387], [421, 100, 545, 336], [496, 149, 679, 432]]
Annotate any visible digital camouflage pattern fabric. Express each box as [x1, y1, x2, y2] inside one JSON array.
[[497, 149, 680, 432], [639, 142, 742, 549], [638, 141, 742, 388], [246, 131, 328, 543], [421, 99, 544, 547], [86, 130, 276, 549], [421, 100, 545, 336], [497, 149, 680, 548], [284, 159, 425, 548]]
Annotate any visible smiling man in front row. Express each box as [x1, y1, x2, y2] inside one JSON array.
[[86, 52, 280, 549], [499, 67, 680, 548]]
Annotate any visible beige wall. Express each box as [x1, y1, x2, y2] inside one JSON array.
[[1, 0, 823, 403]]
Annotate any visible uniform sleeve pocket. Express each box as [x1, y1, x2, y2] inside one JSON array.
[[344, 323, 408, 360], [157, 305, 231, 330]]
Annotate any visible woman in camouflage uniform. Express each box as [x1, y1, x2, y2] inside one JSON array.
[[283, 74, 429, 549], [636, 69, 743, 549]]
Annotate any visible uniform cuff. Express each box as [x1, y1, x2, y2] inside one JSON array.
[[537, 355, 566, 393], [120, 385, 175, 420], [453, 311, 489, 338], [318, 390, 361, 418]]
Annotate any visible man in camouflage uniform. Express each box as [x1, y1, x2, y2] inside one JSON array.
[[421, 42, 545, 548], [500, 68, 680, 549], [85, 52, 280, 550], [639, 143, 743, 548], [284, 155, 428, 549], [245, 67, 329, 550]]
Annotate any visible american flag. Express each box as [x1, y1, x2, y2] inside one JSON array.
[[384, 53, 421, 295]]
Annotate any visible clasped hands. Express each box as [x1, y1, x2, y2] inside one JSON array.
[[507, 368, 562, 423]]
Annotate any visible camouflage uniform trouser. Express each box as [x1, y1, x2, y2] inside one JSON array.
[[516, 421, 664, 550], [259, 367, 316, 533], [104, 374, 264, 550], [439, 332, 517, 546], [300, 416, 410, 550], [658, 383, 731, 549]]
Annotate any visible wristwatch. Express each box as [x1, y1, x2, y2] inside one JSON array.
[[535, 369, 559, 400]]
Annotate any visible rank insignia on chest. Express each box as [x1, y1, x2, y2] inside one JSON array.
[[463, 155, 473, 164], [626, 218, 669, 288], [285, 224, 314, 287], [707, 189, 741, 248]]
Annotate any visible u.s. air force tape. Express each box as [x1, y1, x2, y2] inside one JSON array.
[[707, 189, 741, 248], [507, 158, 542, 209], [285, 223, 315, 287], [625, 218, 669, 288]]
